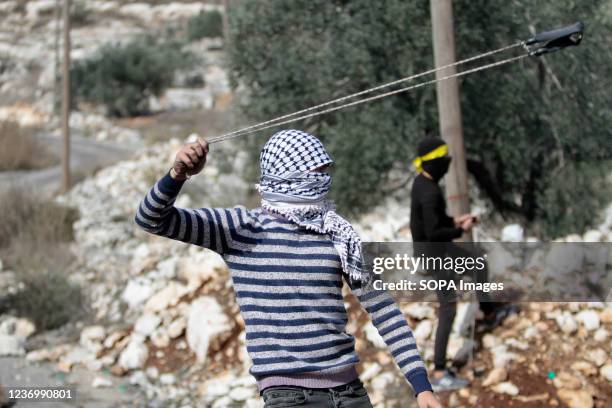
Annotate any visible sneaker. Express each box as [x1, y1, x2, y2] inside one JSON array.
[[431, 370, 470, 392]]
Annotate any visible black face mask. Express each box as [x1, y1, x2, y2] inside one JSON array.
[[422, 156, 451, 181]]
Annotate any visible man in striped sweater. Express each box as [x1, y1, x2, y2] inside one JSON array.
[[135, 130, 441, 408]]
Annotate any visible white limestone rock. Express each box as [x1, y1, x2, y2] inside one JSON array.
[[414, 320, 433, 342], [229, 387, 254, 401], [482, 334, 501, 349], [245, 399, 265, 408], [25, 0, 55, 20], [491, 345, 517, 368], [144, 282, 190, 313], [201, 378, 231, 401], [80, 325, 106, 353], [150, 330, 170, 349], [160, 373, 176, 385], [167, 317, 187, 339], [119, 3, 154, 21], [61, 346, 96, 368], [0, 317, 35, 339], [576, 310, 600, 331], [557, 389, 594, 408], [361, 363, 382, 382], [213, 397, 232, 408], [92, 376, 113, 388], [150, 88, 213, 112], [492, 382, 519, 396], [402, 304, 434, 320], [370, 372, 396, 392], [118, 335, 149, 370], [601, 365, 612, 382], [553, 372, 582, 390], [186, 296, 232, 363], [134, 314, 162, 338], [155, 257, 178, 280], [593, 328, 608, 342], [178, 249, 227, 290], [555, 311, 578, 334], [122, 278, 155, 309], [583, 229, 603, 242], [586, 348, 607, 367], [0, 335, 24, 356], [0, 2, 17, 13], [501, 224, 524, 242], [363, 322, 386, 349], [482, 368, 508, 387]]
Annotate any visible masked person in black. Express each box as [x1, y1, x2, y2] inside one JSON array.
[[410, 137, 514, 392]]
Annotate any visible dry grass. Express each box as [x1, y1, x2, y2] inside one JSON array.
[[0, 186, 85, 330], [0, 121, 58, 171], [0, 185, 78, 249]]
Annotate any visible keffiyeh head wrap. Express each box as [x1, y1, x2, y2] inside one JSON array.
[[256, 129, 367, 284]]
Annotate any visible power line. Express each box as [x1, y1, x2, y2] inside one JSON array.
[[207, 21, 583, 145], [209, 53, 527, 144], [208, 41, 523, 144]]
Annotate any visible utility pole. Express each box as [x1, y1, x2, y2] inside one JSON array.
[[53, 0, 61, 114], [61, 0, 71, 192], [430, 0, 471, 232], [222, 0, 230, 47]]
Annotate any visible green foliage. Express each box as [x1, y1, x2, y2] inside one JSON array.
[[71, 36, 190, 117], [536, 161, 611, 237], [227, 0, 612, 237], [186, 10, 224, 41], [72, 1, 93, 26], [0, 54, 15, 76], [8, 261, 86, 331], [228, 0, 434, 211]]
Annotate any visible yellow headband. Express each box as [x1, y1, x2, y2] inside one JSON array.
[[412, 144, 449, 173]]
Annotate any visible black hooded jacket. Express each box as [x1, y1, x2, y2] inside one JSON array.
[[410, 137, 464, 242], [410, 175, 463, 242]]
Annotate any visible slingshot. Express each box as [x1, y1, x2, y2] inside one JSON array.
[[207, 22, 584, 145]]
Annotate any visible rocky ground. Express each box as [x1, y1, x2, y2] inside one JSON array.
[[0, 1, 611, 408], [1, 136, 610, 407]]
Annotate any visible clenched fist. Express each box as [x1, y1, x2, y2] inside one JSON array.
[[171, 138, 209, 180], [417, 391, 443, 408]]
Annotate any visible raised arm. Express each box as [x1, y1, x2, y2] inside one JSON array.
[[134, 138, 241, 254]]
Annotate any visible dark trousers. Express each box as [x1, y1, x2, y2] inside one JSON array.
[[261, 378, 373, 408], [432, 243, 497, 370]]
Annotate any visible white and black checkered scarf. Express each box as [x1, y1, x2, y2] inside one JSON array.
[[256, 129, 366, 284]]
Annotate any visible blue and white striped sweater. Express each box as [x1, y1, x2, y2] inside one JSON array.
[[135, 171, 432, 394]]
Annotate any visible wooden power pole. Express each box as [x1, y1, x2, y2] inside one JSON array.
[[430, 0, 471, 224], [222, 0, 230, 47], [53, 0, 61, 114], [61, 0, 71, 192]]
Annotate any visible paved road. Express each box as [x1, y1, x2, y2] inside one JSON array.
[[0, 133, 133, 196], [0, 357, 147, 407]]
